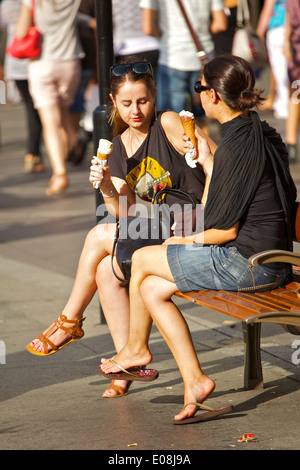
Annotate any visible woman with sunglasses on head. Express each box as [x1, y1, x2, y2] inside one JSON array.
[[26, 57, 215, 398], [99, 55, 297, 423]]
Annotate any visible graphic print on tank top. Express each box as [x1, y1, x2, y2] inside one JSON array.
[[125, 156, 172, 201]]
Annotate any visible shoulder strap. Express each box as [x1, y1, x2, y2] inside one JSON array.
[[111, 222, 129, 284], [154, 188, 197, 207], [175, 0, 207, 63]]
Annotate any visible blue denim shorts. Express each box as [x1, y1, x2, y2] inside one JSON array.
[[167, 244, 290, 293]]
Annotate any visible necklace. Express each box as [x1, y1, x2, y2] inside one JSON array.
[[129, 127, 141, 156], [129, 127, 133, 156], [129, 127, 148, 156]]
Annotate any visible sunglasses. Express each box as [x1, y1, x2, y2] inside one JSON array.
[[194, 81, 211, 93], [194, 80, 220, 100], [110, 62, 154, 79]]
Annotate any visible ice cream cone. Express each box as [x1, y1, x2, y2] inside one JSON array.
[[93, 139, 113, 188], [179, 110, 196, 148]]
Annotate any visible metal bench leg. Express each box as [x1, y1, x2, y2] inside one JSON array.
[[242, 322, 264, 390]]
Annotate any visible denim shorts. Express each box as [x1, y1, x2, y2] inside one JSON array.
[[167, 244, 290, 293]]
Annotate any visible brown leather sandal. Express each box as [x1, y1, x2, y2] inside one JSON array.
[[26, 314, 85, 356], [45, 174, 68, 196], [102, 380, 133, 398]]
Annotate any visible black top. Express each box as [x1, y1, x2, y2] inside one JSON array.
[[204, 112, 297, 255], [108, 112, 205, 204], [225, 159, 288, 258]]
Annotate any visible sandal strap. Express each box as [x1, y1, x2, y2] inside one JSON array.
[[36, 333, 58, 354], [54, 314, 85, 339], [109, 358, 145, 377], [183, 402, 216, 412], [107, 382, 127, 394]]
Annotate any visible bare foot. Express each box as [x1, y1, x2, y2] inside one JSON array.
[[174, 375, 216, 422], [100, 345, 152, 374]]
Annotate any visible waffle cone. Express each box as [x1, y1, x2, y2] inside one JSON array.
[[180, 116, 196, 148], [97, 152, 109, 161]]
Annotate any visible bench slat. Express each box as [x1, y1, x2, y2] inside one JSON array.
[[176, 291, 269, 321], [175, 282, 300, 323]]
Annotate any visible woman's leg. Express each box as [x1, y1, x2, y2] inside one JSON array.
[[100, 246, 172, 370], [38, 102, 68, 177], [30, 223, 117, 352], [100, 245, 215, 420], [96, 255, 131, 397], [15, 79, 43, 158], [97, 255, 130, 349], [285, 85, 300, 161], [286, 85, 300, 144], [141, 274, 215, 421]]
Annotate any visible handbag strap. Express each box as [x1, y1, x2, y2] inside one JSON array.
[[154, 188, 197, 208], [111, 221, 129, 284], [175, 0, 207, 63], [110, 188, 197, 284]]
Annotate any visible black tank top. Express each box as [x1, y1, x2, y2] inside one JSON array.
[[108, 112, 205, 204]]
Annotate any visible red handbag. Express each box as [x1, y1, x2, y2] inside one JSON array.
[[6, 0, 41, 60]]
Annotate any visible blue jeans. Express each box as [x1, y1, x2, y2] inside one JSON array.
[[69, 69, 94, 114], [167, 244, 290, 293], [156, 64, 204, 116]]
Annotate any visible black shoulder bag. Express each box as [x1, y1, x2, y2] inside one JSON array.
[[111, 188, 202, 284]]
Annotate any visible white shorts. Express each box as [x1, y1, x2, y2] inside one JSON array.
[[28, 59, 81, 109]]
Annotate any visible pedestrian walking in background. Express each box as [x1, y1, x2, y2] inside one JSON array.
[[139, 0, 227, 128], [256, 0, 289, 119], [15, 0, 86, 195], [0, 0, 44, 173]]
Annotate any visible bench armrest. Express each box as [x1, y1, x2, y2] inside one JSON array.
[[249, 250, 300, 267]]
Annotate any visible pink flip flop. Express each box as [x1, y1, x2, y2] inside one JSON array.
[[99, 358, 159, 382]]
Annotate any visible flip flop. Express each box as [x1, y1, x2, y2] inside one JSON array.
[[173, 402, 234, 425], [98, 358, 159, 382]]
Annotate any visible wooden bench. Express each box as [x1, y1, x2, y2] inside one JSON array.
[[174, 203, 300, 391]]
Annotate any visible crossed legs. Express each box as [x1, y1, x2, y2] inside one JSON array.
[[100, 245, 215, 421], [28, 221, 133, 396]]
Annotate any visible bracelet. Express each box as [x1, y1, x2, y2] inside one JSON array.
[[101, 186, 115, 198]]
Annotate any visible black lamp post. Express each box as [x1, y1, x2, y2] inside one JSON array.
[[93, 0, 114, 322], [93, 0, 114, 222]]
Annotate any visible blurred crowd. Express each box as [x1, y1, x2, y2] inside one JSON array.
[[0, 0, 299, 196]]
